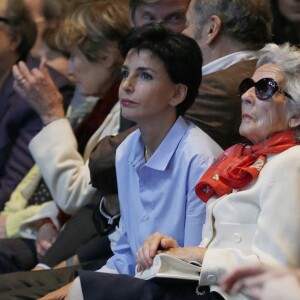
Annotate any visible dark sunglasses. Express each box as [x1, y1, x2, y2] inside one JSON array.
[[0, 17, 11, 25], [237, 77, 295, 102]]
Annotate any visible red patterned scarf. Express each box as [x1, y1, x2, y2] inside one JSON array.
[[196, 130, 299, 202]]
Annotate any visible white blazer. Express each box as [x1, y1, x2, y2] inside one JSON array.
[[20, 102, 120, 238], [198, 146, 300, 300]]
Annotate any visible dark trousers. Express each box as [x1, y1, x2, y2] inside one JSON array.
[[0, 201, 99, 274], [0, 238, 37, 273], [79, 271, 225, 300], [0, 235, 112, 300], [40, 200, 100, 267], [0, 266, 78, 299]]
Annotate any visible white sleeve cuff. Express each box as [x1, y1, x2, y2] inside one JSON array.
[[99, 197, 120, 225]]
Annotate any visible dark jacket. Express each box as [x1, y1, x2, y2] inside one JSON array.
[[185, 59, 257, 149]]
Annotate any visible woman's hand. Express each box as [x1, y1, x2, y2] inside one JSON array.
[[12, 60, 65, 125], [220, 264, 300, 300], [135, 232, 206, 272], [0, 215, 7, 239], [220, 264, 267, 294], [38, 282, 73, 300], [35, 221, 58, 260], [162, 245, 206, 265], [53, 254, 79, 269], [136, 232, 179, 271]]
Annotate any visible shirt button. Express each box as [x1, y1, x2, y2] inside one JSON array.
[[232, 233, 241, 243], [207, 274, 217, 283], [142, 215, 149, 221]]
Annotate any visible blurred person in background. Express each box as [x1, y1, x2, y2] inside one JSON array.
[[0, 0, 73, 211], [24, 0, 69, 76], [271, 0, 300, 46]]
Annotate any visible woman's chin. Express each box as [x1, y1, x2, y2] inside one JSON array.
[[121, 112, 136, 123], [239, 126, 257, 143]]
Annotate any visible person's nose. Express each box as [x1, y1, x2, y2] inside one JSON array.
[[241, 87, 256, 105], [121, 76, 135, 93]]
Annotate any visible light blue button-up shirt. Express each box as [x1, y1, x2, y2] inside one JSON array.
[[106, 116, 222, 275]]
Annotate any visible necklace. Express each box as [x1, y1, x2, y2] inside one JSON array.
[[144, 146, 150, 161]]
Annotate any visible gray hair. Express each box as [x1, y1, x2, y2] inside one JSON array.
[[257, 43, 300, 112], [193, 0, 272, 49]]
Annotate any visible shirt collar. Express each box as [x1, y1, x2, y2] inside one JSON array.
[[202, 50, 258, 75], [129, 116, 189, 171]]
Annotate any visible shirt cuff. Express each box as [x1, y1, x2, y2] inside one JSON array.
[[35, 263, 51, 270], [96, 264, 118, 274], [99, 197, 120, 225]]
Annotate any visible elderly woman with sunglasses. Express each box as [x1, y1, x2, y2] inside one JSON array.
[[130, 42, 300, 300]]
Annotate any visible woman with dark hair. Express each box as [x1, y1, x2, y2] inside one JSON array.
[[103, 22, 221, 275], [36, 23, 222, 300]]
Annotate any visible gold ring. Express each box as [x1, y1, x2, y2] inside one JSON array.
[[17, 77, 26, 84]]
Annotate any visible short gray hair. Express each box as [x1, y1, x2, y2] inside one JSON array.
[[257, 43, 300, 112], [193, 0, 272, 49]]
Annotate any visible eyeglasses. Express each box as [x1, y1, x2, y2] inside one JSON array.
[[237, 77, 295, 102]]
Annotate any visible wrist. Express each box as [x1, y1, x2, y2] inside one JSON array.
[[42, 115, 64, 126], [41, 106, 65, 126], [37, 218, 55, 230]]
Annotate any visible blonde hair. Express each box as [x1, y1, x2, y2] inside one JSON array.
[[56, 0, 130, 65]]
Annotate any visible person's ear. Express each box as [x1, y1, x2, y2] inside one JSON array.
[[129, 9, 135, 27], [103, 52, 116, 69], [169, 84, 188, 107], [289, 114, 300, 128], [9, 34, 21, 52], [206, 15, 222, 45]]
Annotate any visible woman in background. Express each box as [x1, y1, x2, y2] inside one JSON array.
[[24, 0, 69, 76], [0, 0, 73, 212]]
